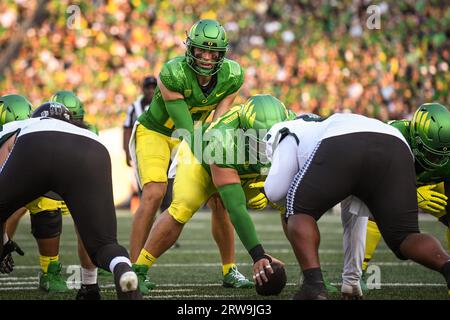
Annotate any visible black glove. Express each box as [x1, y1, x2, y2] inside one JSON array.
[[0, 240, 24, 274]]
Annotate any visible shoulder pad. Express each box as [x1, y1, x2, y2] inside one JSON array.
[[159, 57, 187, 93]]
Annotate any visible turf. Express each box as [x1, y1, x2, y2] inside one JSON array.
[[0, 209, 448, 300]]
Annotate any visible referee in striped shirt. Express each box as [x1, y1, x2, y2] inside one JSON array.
[[123, 75, 157, 166]]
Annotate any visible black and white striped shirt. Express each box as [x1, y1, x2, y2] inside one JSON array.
[[123, 95, 150, 128]]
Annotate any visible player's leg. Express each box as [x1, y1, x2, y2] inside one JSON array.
[[49, 133, 140, 300], [287, 134, 382, 300], [74, 226, 101, 300], [134, 141, 214, 293], [129, 126, 173, 262], [208, 194, 253, 288], [27, 197, 68, 293], [286, 139, 361, 300], [0, 135, 60, 271], [423, 182, 450, 251], [340, 196, 368, 299], [160, 177, 181, 251], [363, 218, 382, 273], [130, 182, 166, 259], [363, 137, 450, 293]]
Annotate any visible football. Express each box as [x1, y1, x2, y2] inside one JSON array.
[[255, 263, 287, 296]]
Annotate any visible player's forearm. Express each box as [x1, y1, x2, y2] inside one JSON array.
[[217, 183, 261, 252], [213, 91, 238, 120], [165, 99, 194, 136], [123, 128, 132, 152]]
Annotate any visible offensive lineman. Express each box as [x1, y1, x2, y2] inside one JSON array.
[[0, 103, 141, 299], [263, 113, 450, 299]]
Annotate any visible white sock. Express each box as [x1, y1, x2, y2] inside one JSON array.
[[81, 267, 98, 285], [109, 257, 132, 273], [3, 233, 8, 245]]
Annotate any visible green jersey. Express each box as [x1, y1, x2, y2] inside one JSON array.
[[201, 106, 269, 180], [138, 56, 244, 137], [390, 120, 450, 184]]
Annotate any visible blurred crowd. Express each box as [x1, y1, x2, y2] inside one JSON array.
[[0, 0, 448, 128]]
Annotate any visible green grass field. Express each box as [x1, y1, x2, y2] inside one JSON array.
[[0, 209, 448, 300]]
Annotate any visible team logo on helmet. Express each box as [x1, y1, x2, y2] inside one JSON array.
[[410, 103, 450, 170]]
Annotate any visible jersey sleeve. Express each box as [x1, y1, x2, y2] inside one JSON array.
[[227, 61, 244, 95], [159, 60, 185, 93]]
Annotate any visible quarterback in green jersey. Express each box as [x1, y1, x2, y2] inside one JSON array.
[[133, 94, 291, 293], [130, 19, 249, 292]]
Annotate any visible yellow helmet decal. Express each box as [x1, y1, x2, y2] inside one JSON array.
[[242, 99, 257, 127], [0, 103, 6, 124]]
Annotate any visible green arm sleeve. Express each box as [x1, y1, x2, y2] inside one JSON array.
[[165, 99, 194, 143], [217, 183, 261, 252]]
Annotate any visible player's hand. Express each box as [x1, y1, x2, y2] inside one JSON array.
[[0, 240, 24, 274], [125, 153, 132, 167], [417, 184, 448, 213], [247, 182, 268, 210], [252, 254, 284, 286]]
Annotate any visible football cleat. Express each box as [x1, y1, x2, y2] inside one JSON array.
[[341, 283, 363, 300], [113, 263, 142, 300], [222, 266, 254, 288], [38, 261, 69, 293], [360, 270, 369, 293], [132, 264, 155, 294], [292, 282, 329, 300], [119, 271, 138, 292], [76, 283, 102, 300]]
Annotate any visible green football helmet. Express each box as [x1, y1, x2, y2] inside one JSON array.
[[287, 109, 297, 120], [410, 102, 450, 170], [0, 94, 33, 125], [239, 94, 290, 131], [185, 19, 228, 76], [239, 94, 290, 161], [50, 91, 85, 120]]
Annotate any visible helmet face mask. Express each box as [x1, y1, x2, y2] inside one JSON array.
[[185, 19, 228, 76], [410, 103, 450, 170], [413, 135, 449, 170]]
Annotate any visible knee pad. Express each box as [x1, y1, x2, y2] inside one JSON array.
[[30, 210, 62, 239]]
